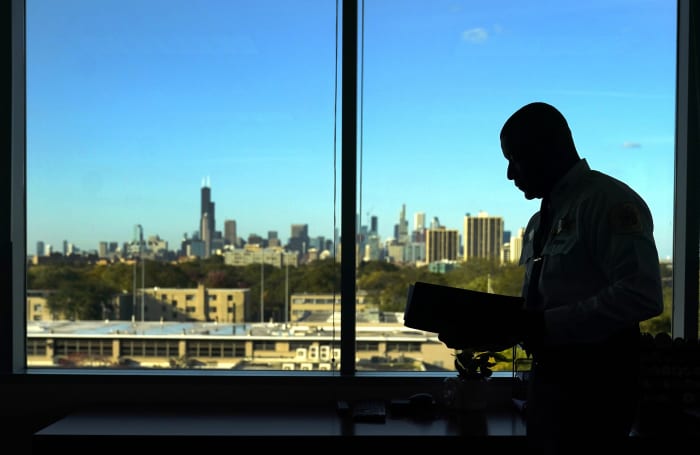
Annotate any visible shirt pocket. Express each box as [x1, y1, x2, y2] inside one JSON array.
[[542, 213, 579, 257], [542, 230, 578, 256]]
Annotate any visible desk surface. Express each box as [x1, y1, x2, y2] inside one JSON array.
[[34, 404, 526, 438]]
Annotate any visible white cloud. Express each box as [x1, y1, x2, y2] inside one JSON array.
[[623, 141, 642, 149], [461, 28, 488, 43]]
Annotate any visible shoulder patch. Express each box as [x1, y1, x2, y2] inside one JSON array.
[[609, 202, 643, 234]]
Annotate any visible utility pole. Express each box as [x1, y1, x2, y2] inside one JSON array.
[[285, 259, 289, 324], [133, 224, 145, 327], [260, 248, 264, 323]]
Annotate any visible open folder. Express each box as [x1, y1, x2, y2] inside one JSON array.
[[403, 281, 524, 334]]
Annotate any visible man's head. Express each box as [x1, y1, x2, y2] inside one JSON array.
[[500, 102, 580, 200]]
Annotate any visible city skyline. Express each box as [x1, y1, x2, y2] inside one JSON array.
[[30, 188, 516, 259], [26, 1, 676, 260]]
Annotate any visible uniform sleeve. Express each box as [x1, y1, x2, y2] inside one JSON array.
[[545, 190, 664, 344]]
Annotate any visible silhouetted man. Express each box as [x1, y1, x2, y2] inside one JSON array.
[[440, 102, 663, 454]]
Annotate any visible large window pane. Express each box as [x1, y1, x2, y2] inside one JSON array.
[[359, 0, 676, 372], [26, 0, 343, 371]]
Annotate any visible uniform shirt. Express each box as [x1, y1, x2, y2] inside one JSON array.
[[519, 159, 664, 346]]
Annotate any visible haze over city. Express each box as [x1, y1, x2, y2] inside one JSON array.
[[26, 0, 676, 260]]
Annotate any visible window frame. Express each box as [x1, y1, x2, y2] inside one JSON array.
[[1, 0, 697, 406]]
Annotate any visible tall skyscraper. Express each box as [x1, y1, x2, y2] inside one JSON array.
[[98, 241, 108, 258], [224, 219, 237, 247], [414, 212, 425, 231], [288, 224, 309, 255], [397, 204, 409, 244], [463, 211, 504, 262], [200, 177, 216, 257], [503, 227, 525, 264], [201, 212, 211, 258], [425, 226, 459, 263], [370, 215, 378, 235], [413, 211, 426, 242]]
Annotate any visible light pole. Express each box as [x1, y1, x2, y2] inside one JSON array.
[[132, 255, 137, 324], [141, 253, 145, 325], [260, 248, 264, 323], [152, 286, 159, 321], [132, 224, 145, 326], [284, 258, 289, 324]]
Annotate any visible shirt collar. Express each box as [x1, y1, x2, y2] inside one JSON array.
[[546, 158, 590, 209]]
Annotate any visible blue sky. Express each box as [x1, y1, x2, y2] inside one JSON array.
[[26, 0, 677, 260]]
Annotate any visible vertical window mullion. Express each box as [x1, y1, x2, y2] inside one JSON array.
[[340, 0, 358, 375]]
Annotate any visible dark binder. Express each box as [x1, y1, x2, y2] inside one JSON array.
[[403, 281, 524, 334]]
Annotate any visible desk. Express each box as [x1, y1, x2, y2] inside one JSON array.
[[33, 404, 698, 453], [32, 404, 527, 452]]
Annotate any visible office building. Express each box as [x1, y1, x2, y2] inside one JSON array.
[[425, 226, 459, 263], [463, 211, 504, 263], [200, 178, 216, 257], [288, 224, 309, 255], [413, 211, 426, 242], [397, 204, 409, 244], [224, 219, 237, 247]]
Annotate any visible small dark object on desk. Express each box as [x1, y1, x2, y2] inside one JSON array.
[[336, 400, 351, 416], [351, 400, 387, 423], [390, 393, 436, 420], [409, 392, 436, 410]]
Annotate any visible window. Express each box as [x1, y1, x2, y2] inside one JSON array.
[[358, 0, 682, 372], [3, 0, 698, 400]]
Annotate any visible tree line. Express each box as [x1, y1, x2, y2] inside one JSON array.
[[26, 256, 672, 334]]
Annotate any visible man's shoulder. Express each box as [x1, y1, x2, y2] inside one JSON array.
[[584, 169, 642, 199], [577, 170, 653, 225]]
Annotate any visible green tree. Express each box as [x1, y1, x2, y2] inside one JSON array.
[[48, 274, 118, 320], [88, 262, 133, 293], [28, 264, 82, 289], [296, 258, 340, 293]]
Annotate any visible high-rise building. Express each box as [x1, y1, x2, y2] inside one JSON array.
[[248, 233, 265, 246], [502, 227, 525, 264], [99, 241, 108, 258], [463, 211, 504, 262], [36, 241, 44, 257], [201, 213, 211, 258], [288, 224, 309, 255], [268, 231, 281, 247], [412, 211, 426, 243], [397, 204, 409, 244], [425, 226, 459, 263], [200, 177, 216, 257], [414, 212, 426, 231], [224, 219, 237, 246]]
